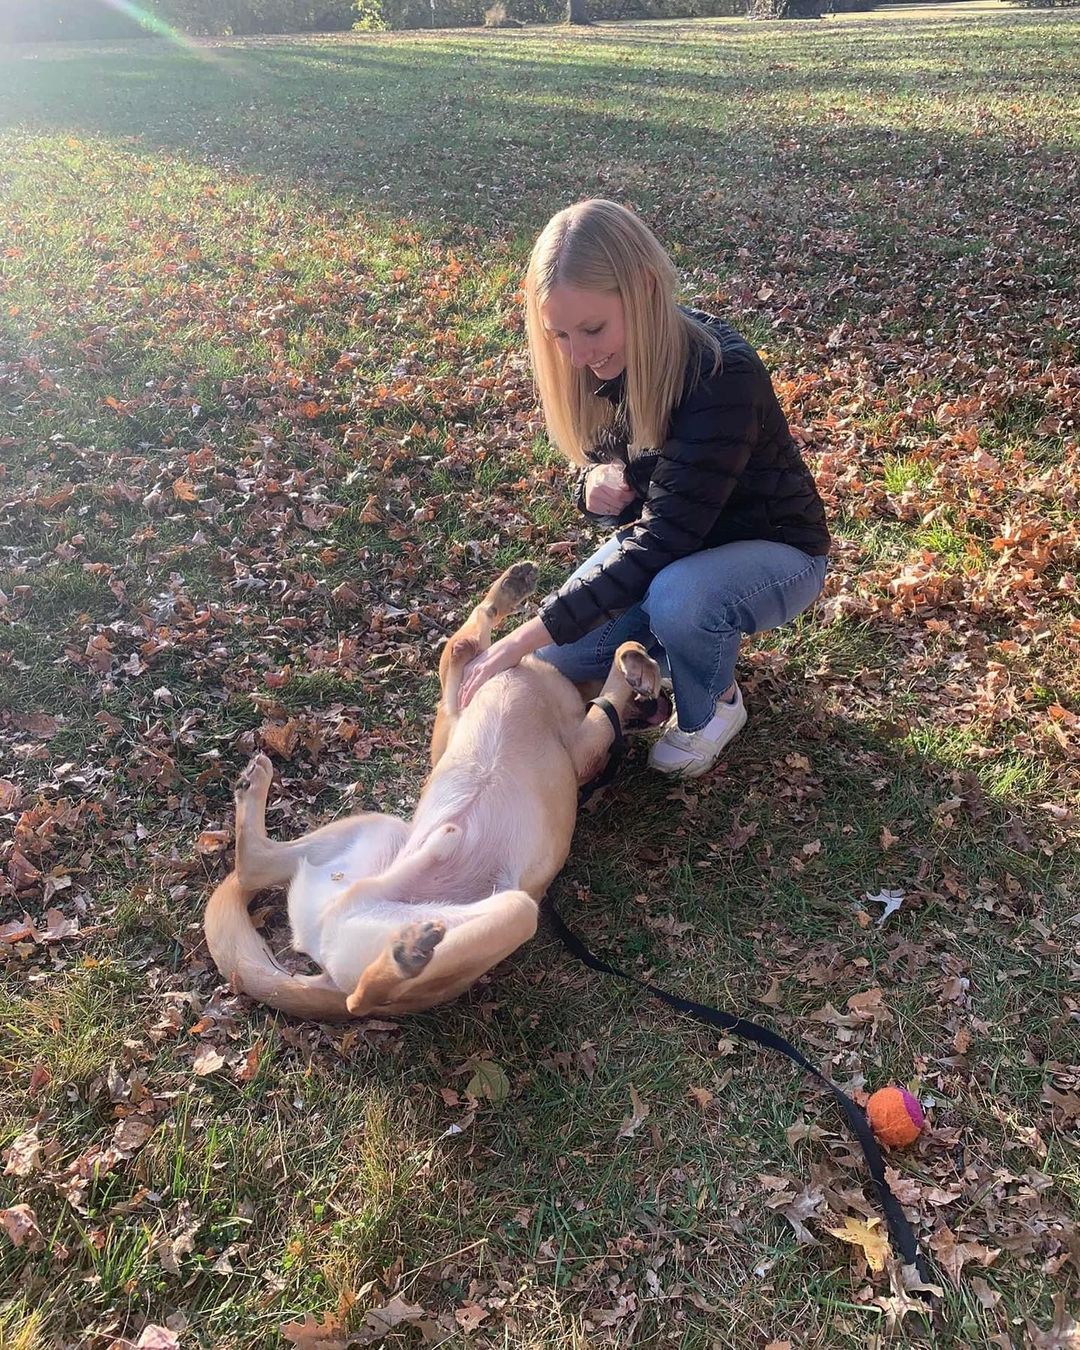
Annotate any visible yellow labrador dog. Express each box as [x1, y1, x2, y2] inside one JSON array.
[[205, 563, 661, 1018]]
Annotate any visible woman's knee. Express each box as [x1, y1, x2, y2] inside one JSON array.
[[643, 566, 737, 642]]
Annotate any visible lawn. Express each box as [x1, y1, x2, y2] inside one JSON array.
[[1, 8, 1078, 1348]]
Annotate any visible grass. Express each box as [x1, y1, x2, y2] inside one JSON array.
[[1, 7, 1079, 1349]]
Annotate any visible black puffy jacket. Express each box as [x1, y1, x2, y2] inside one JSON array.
[[537, 312, 830, 647]]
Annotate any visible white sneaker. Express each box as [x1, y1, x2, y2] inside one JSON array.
[[647, 684, 747, 779]]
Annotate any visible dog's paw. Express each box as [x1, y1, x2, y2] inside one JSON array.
[[236, 753, 273, 800], [392, 920, 446, 977], [491, 561, 539, 613], [615, 642, 661, 700]]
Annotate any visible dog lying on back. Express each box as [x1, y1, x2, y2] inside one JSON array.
[[204, 562, 661, 1017]]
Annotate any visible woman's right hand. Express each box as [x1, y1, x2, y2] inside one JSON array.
[[584, 462, 636, 516]]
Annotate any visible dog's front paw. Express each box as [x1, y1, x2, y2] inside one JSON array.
[[236, 753, 273, 800], [392, 920, 446, 977], [492, 561, 539, 612]]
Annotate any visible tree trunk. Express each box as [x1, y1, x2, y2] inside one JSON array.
[[566, 0, 591, 24]]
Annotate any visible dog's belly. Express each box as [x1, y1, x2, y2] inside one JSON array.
[[286, 818, 408, 962]]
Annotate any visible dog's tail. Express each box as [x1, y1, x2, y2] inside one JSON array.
[[204, 872, 351, 1020]]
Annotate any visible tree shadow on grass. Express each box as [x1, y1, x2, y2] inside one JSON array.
[[0, 24, 1077, 251]]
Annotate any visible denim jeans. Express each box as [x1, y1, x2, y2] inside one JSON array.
[[535, 535, 828, 732]]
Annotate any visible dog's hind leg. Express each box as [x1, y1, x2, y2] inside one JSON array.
[[569, 641, 662, 785], [235, 753, 407, 890], [432, 561, 539, 763], [346, 889, 537, 1016]]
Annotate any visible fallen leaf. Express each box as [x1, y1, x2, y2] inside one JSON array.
[[1026, 1292, 1080, 1349], [3, 1130, 42, 1177], [280, 1312, 347, 1349], [465, 1060, 509, 1106], [0, 1204, 44, 1251], [356, 1295, 425, 1342], [617, 1084, 650, 1139], [192, 1045, 226, 1076], [929, 1224, 1000, 1287], [260, 720, 300, 759], [454, 1302, 489, 1331], [113, 1113, 156, 1157], [827, 1215, 891, 1271], [781, 1184, 825, 1245]]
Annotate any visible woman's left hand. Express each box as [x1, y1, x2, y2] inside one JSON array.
[[459, 637, 523, 709]]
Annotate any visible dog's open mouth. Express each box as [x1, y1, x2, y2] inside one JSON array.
[[624, 689, 672, 732]]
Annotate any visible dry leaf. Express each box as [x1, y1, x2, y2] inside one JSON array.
[[113, 1113, 156, 1156], [465, 1060, 509, 1106], [280, 1312, 347, 1349], [928, 1224, 1000, 1287], [192, 1044, 226, 1076], [617, 1084, 650, 1139], [3, 1130, 42, 1177], [260, 720, 300, 759], [827, 1215, 891, 1271], [454, 1303, 489, 1331], [1, 1204, 44, 1251]]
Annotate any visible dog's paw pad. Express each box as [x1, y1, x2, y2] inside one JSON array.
[[616, 643, 661, 698], [393, 920, 446, 976], [236, 753, 273, 798], [492, 561, 539, 610]]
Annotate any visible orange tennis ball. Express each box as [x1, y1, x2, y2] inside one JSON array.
[[866, 1086, 924, 1147]]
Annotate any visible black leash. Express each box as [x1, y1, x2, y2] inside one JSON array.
[[546, 898, 930, 1281], [570, 693, 930, 1280]]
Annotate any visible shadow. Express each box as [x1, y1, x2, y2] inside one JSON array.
[[1, 20, 1077, 251]]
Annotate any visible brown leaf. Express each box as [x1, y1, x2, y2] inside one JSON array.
[[280, 1312, 347, 1349], [3, 1130, 42, 1177], [928, 1224, 1000, 1288], [1, 1204, 44, 1251], [113, 1113, 156, 1157], [356, 1295, 426, 1342], [780, 1184, 825, 1245], [454, 1303, 489, 1332], [1026, 1293, 1080, 1349], [133, 1329, 182, 1350], [1042, 1084, 1080, 1120], [196, 829, 232, 855], [260, 720, 300, 759], [192, 1045, 226, 1076], [617, 1084, 649, 1139], [235, 1042, 264, 1083]]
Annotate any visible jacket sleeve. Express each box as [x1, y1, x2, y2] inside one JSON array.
[[538, 366, 760, 646]]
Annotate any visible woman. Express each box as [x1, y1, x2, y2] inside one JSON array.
[[459, 199, 829, 780]]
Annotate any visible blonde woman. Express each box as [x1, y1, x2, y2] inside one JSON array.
[[459, 199, 829, 779]]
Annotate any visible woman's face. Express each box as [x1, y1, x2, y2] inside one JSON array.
[[540, 284, 627, 379]]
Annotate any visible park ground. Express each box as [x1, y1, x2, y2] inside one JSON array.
[[1, 7, 1078, 1347]]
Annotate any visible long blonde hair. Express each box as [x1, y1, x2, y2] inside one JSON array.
[[524, 199, 722, 466]]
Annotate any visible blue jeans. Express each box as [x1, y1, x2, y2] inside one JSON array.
[[536, 535, 828, 732]]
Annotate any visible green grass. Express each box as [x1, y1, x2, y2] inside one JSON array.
[[1, 8, 1079, 1349]]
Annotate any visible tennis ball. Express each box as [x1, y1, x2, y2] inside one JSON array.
[[866, 1086, 925, 1147]]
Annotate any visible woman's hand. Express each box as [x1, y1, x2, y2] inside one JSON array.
[[585, 463, 636, 516], [458, 616, 553, 709], [459, 637, 523, 709]]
